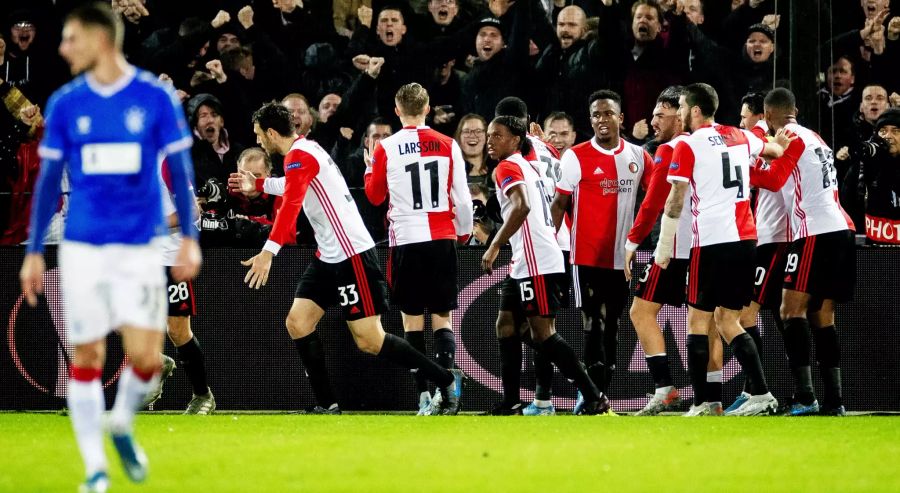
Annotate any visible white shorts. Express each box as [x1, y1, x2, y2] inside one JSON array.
[[59, 240, 167, 345]]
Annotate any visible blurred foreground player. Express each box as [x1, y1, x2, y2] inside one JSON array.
[[19, 3, 201, 491], [482, 115, 611, 416], [235, 102, 465, 415], [364, 83, 472, 415]]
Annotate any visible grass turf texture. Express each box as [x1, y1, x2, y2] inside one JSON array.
[[1, 414, 897, 493]]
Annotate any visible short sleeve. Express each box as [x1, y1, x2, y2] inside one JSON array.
[[38, 92, 66, 161], [667, 141, 695, 183], [556, 149, 581, 194], [155, 84, 193, 155], [495, 160, 525, 196], [742, 129, 766, 160]]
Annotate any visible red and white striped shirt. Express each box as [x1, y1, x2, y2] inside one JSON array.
[[668, 124, 763, 247], [364, 126, 472, 246], [525, 135, 571, 252], [557, 138, 652, 269], [626, 134, 692, 259], [746, 123, 791, 245], [260, 137, 374, 263], [749, 123, 854, 239], [495, 153, 565, 279]]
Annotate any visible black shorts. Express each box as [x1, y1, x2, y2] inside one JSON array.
[[500, 252, 572, 315], [752, 242, 789, 310], [784, 229, 856, 303], [634, 258, 689, 307], [389, 240, 458, 315], [573, 265, 627, 318], [687, 240, 755, 312], [510, 273, 569, 317], [295, 249, 389, 321], [165, 267, 196, 317]]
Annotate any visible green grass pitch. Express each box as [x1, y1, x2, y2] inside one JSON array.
[[1, 413, 897, 492]]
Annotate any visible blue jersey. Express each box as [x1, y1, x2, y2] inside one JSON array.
[[33, 66, 193, 248]]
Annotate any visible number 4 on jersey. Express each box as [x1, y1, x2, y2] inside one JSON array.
[[721, 152, 744, 198]]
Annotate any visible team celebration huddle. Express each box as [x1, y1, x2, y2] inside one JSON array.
[[12, 2, 880, 492]]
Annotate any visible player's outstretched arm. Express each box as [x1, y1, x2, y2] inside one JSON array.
[[482, 183, 530, 274], [751, 129, 804, 192]]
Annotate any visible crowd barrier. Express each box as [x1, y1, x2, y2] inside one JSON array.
[[2, 246, 898, 412]]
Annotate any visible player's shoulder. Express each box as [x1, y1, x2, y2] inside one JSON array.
[[129, 69, 178, 99], [567, 140, 595, 159], [288, 138, 327, 162], [47, 75, 88, 106], [621, 138, 649, 159], [528, 135, 561, 159]]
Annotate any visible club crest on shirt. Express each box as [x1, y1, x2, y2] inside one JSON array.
[[77, 116, 91, 135], [628, 162, 639, 174], [125, 106, 146, 135]]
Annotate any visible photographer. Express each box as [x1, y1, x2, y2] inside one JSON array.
[[199, 148, 284, 248], [863, 108, 900, 246], [838, 83, 891, 227], [466, 198, 497, 246]]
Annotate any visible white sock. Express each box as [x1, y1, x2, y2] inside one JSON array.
[[533, 399, 552, 408], [110, 366, 158, 434], [654, 385, 674, 397], [67, 369, 107, 476]]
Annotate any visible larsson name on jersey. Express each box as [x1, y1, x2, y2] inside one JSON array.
[[398, 140, 442, 155]]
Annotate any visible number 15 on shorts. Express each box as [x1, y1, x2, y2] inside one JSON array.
[[519, 281, 534, 302]]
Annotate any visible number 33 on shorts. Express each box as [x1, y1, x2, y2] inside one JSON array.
[[338, 284, 359, 306]]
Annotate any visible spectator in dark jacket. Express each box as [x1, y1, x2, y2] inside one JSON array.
[[1, 9, 67, 106], [819, 56, 860, 155], [186, 93, 245, 189], [457, 2, 532, 121], [838, 83, 892, 228], [535, 5, 616, 141], [597, 0, 689, 131], [348, 4, 471, 125]]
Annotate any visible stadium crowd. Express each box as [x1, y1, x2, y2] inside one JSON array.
[[1, 0, 900, 246]]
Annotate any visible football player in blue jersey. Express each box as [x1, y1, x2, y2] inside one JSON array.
[[19, 3, 200, 492]]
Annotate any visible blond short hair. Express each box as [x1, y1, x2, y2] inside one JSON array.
[[395, 83, 429, 117]]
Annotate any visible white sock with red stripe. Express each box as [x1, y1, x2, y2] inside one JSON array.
[[109, 365, 159, 434], [67, 365, 107, 476]]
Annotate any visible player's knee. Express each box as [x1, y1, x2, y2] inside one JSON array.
[[129, 348, 161, 373], [495, 313, 516, 339], [354, 333, 382, 355], [73, 343, 105, 368], [167, 316, 192, 345], [286, 312, 315, 339], [629, 300, 653, 327]]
